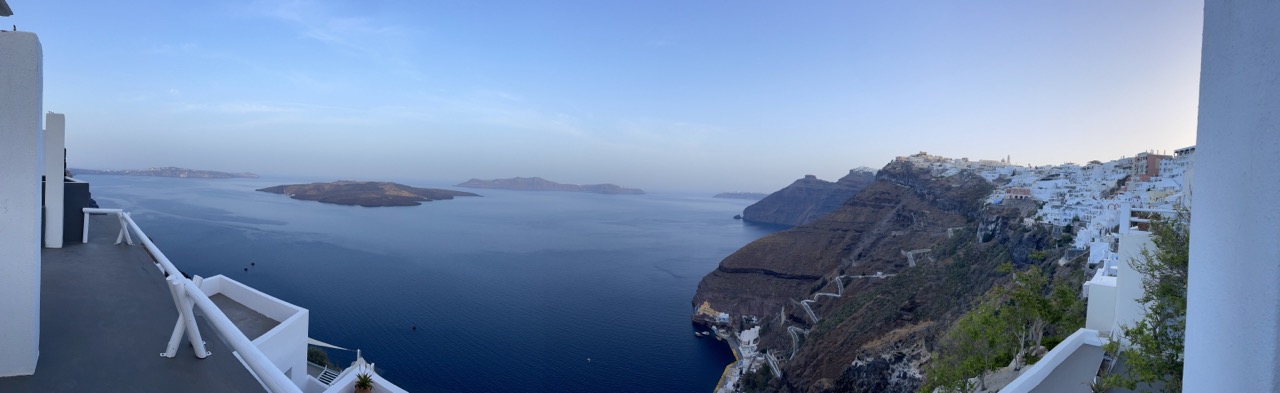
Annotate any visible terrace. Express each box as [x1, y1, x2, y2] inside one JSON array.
[[1, 27, 407, 391], [0, 214, 265, 392]]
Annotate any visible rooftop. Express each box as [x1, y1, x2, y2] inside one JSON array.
[[0, 214, 265, 392]]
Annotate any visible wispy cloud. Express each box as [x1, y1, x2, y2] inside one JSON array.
[[245, 0, 422, 80], [148, 41, 348, 92], [178, 102, 303, 114]]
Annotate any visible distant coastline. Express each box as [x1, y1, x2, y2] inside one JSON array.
[[72, 167, 258, 179], [456, 177, 644, 195], [257, 180, 480, 207], [713, 192, 767, 201]]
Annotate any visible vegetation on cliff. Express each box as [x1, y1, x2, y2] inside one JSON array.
[[919, 264, 1085, 392], [922, 212, 1187, 393], [1098, 213, 1189, 392]]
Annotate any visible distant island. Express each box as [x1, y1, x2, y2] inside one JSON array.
[[257, 181, 480, 207], [713, 192, 768, 201], [456, 177, 644, 195], [72, 167, 259, 179]]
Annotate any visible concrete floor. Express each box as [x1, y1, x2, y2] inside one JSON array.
[[211, 294, 280, 341], [0, 215, 266, 392], [1029, 343, 1104, 393]]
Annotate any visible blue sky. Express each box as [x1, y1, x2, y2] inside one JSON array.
[[11, 1, 1203, 192]]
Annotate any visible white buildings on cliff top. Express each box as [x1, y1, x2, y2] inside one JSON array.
[[898, 147, 1193, 230], [896, 148, 1198, 392]]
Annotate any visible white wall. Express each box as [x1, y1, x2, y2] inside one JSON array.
[[1084, 275, 1115, 333], [257, 309, 309, 389], [1112, 231, 1152, 342], [1000, 329, 1104, 393], [0, 31, 43, 377], [1185, 1, 1280, 391], [43, 112, 64, 248], [323, 367, 410, 393], [200, 275, 310, 389], [201, 275, 303, 322]]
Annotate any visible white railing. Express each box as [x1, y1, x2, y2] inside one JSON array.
[[1114, 204, 1176, 234], [1000, 329, 1105, 392], [81, 208, 302, 393], [81, 208, 132, 245]]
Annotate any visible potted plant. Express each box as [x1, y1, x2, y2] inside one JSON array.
[[355, 373, 374, 393]]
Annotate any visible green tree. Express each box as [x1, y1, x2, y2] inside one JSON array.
[[1047, 280, 1086, 338], [922, 263, 1086, 392], [921, 299, 1007, 392], [307, 346, 334, 368], [1115, 213, 1189, 392], [1002, 266, 1050, 370], [999, 264, 1086, 370], [1028, 250, 1048, 261]]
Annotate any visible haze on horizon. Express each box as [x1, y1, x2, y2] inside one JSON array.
[[13, 1, 1202, 193]]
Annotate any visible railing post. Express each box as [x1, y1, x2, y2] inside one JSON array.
[[161, 315, 186, 358], [168, 277, 209, 359], [82, 211, 91, 243], [115, 212, 134, 245], [115, 212, 127, 245], [162, 276, 188, 358]]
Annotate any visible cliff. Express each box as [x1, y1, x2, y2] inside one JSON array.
[[257, 181, 479, 207], [693, 160, 1060, 392], [741, 168, 877, 226], [72, 167, 259, 179], [456, 177, 644, 195]]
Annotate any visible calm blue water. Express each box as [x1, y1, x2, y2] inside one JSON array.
[[81, 175, 778, 393]]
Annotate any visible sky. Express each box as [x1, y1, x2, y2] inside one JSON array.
[[9, 1, 1203, 192]]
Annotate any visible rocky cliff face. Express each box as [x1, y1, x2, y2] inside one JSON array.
[[693, 160, 1055, 392], [742, 169, 877, 227]]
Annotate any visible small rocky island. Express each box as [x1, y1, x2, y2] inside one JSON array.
[[257, 181, 480, 207], [456, 177, 644, 195], [713, 192, 768, 201], [72, 166, 259, 179]]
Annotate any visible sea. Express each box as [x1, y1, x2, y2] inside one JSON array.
[[81, 175, 780, 393]]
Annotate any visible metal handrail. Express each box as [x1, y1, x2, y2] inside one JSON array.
[[118, 212, 184, 280], [177, 278, 301, 393], [81, 207, 302, 393]]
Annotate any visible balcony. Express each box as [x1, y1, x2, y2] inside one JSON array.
[[0, 214, 265, 392]]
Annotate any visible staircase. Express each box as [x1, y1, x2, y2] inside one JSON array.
[[318, 367, 340, 385]]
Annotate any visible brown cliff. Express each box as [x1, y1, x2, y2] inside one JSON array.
[[693, 160, 1063, 392], [742, 169, 877, 227]]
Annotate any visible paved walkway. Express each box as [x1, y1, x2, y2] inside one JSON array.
[[0, 215, 265, 392]]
